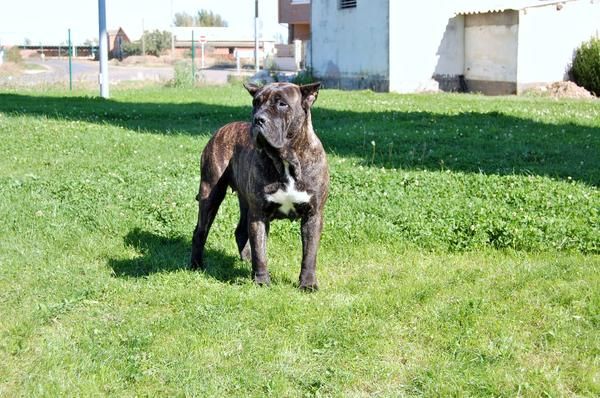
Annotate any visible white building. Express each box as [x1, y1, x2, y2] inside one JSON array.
[[311, 0, 600, 94]]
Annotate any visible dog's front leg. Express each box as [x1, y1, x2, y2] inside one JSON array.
[[248, 213, 271, 285], [299, 213, 323, 291]]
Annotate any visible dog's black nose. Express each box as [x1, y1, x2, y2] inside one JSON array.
[[254, 115, 266, 127]]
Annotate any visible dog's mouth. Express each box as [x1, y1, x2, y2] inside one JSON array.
[[254, 129, 284, 150], [255, 132, 270, 150]]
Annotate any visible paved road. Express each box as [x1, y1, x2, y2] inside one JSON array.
[[0, 58, 238, 86]]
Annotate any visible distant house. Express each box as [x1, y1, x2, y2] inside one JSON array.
[[171, 27, 276, 57], [107, 27, 130, 59], [279, 0, 311, 43], [311, 0, 600, 94], [278, 1, 312, 70]]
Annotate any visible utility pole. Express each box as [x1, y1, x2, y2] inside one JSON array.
[[141, 18, 145, 56], [191, 30, 195, 81], [170, 0, 175, 55], [254, 0, 259, 72], [98, 0, 109, 98], [68, 28, 73, 91]]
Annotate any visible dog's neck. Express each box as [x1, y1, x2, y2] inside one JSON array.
[[263, 113, 315, 181], [291, 110, 317, 152], [284, 111, 318, 178]]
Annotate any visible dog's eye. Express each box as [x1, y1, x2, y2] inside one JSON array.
[[277, 101, 288, 108]]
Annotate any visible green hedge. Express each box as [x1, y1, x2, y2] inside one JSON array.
[[571, 37, 600, 96]]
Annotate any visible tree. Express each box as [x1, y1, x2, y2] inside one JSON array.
[[141, 30, 171, 56], [121, 30, 171, 57], [173, 9, 228, 27], [83, 38, 98, 46], [195, 10, 228, 27], [121, 41, 141, 56], [173, 12, 195, 27]]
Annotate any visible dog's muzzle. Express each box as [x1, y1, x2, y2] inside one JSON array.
[[255, 130, 270, 150], [253, 127, 284, 150]]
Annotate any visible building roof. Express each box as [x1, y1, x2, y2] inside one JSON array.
[[107, 27, 130, 42], [171, 27, 274, 43], [107, 27, 125, 36], [455, 0, 580, 15], [174, 40, 274, 48]]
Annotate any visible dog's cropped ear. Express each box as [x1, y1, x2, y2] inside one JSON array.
[[300, 82, 321, 109], [244, 82, 260, 97]]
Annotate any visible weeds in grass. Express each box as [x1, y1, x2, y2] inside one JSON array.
[[166, 61, 195, 88], [292, 67, 317, 85]]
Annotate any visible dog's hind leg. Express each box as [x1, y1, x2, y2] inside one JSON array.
[[235, 197, 252, 261], [191, 175, 228, 270]]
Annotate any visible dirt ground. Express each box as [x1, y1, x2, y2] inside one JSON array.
[[525, 81, 596, 99]]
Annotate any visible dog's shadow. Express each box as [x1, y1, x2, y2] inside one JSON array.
[[108, 228, 250, 282]]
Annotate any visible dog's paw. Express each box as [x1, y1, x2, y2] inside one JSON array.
[[190, 256, 205, 271], [298, 282, 319, 292], [253, 272, 271, 286], [299, 274, 318, 292]]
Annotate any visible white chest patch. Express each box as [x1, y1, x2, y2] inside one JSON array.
[[266, 162, 311, 215]]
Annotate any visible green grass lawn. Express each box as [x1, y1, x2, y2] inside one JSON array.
[[0, 84, 598, 396]]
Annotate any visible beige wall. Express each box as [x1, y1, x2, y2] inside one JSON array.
[[464, 11, 519, 85]]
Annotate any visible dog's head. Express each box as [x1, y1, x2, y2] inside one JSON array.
[[244, 82, 320, 150]]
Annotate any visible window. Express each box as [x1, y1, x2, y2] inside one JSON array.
[[291, 0, 310, 4], [339, 0, 357, 9]]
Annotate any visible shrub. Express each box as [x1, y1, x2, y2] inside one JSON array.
[[142, 30, 172, 57], [167, 61, 195, 88], [571, 37, 600, 96], [292, 67, 317, 85], [123, 30, 172, 58], [6, 46, 23, 64], [122, 41, 142, 56]]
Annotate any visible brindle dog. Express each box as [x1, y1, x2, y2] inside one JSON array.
[[191, 82, 329, 290]]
